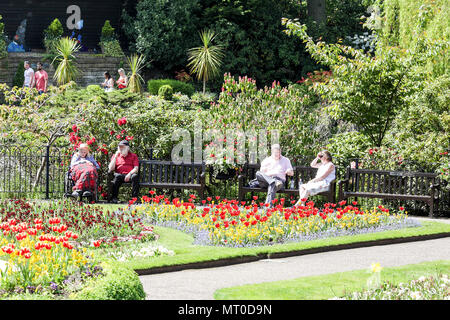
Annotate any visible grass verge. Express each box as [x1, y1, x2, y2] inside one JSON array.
[[116, 220, 450, 272], [213, 260, 450, 300]]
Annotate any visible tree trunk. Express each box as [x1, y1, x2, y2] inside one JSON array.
[[307, 0, 326, 24], [203, 79, 206, 94]]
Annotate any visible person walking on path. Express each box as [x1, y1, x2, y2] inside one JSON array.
[[23, 61, 34, 88], [34, 62, 48, 94]]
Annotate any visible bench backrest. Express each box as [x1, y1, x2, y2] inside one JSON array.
[[241, 163, 324, 189], [139, 160, 205, 185], [346, 167, 439, 195]]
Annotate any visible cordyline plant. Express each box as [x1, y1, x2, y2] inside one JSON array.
[[187, 30, 225, 94], [126, 54, 146, 94], [52, 37, 81, 85]]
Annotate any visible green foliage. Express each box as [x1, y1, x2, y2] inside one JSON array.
[[384, 74, 450, 183], [326, 131, 372, 166], [100, 40, 125, 58], [43, 19, 64, 54], [52, 37, 81, 85], [69, 261, 146, 300], [12, 61, 25, 87], [381, 0, 449, 76], [99, 21, 124, 57], [147, 79, 195, 96], [187, 30, 225, 93], [126, 54, 145, 94], [158, 84, 173, 100], [123, 0, 200, 71], [201, 73, 323, 170], [100, 20, 116, 42], [0, 15, 7, 59], [283, 17, 445, 147]]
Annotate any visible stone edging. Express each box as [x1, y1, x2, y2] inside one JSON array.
[[135, 232, 450, 276]]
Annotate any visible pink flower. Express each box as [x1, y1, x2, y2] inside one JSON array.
[[117, 117, 127, 126]]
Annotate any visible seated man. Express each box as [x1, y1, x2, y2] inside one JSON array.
[[108, 140, 140, 203], [256, 144, 294, 207]]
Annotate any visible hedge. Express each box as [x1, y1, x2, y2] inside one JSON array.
[[69, 261, 146, 300], [147, 79, 194, 97]]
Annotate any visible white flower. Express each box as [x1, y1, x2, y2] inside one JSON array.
[[418, 276, 426, 282], [410, 291, 422, 300]]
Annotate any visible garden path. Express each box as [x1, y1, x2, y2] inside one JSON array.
[[139, 217, 450, 300]]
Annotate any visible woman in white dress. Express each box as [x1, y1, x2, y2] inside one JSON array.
[[101, 71, 115, 92], [295, 150, 336, 206]]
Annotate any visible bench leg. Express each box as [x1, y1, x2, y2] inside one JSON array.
[[429, 199, 434, 218]]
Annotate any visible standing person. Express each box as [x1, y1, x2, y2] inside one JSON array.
[[255, 144, 294, 207], [295, 150, 336, 206], [108, 140, 140, 204], [101, 71, 115, 92], [23, 61, 34, 88], [116, 68, 128, 89], [34, 62, 48, 94]]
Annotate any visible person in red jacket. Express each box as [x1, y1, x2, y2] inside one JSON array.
[[108, 140, 140, 203]]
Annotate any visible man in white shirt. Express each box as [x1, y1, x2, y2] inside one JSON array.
[[256, 144, 294, 207], [23, 61, 35, 88]]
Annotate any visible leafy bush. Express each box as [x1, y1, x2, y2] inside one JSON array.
[[147, 79, 195, 96], [158, 84, 173, 100], [12, 61, 25, 87], [99, 20, 124, 57], [69, 261, 146, 300], [190, 91, 217, 109], [0, 15, 7, 59], [43, 19, 64, 54]]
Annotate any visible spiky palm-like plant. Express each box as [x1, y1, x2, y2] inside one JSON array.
[[52, 37, 81, 85], [187, 30, 224, 94], [126, 54, 145, 94]]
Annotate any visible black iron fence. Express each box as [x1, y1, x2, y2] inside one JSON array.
[[0, 144, 70, 199]]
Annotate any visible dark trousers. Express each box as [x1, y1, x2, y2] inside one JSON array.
[[255, 171, 285, 205], [109, 172, 140, 200]]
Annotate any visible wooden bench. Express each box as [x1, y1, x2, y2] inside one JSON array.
[[238, 163, 336, 203], [338, 167, 440, 217], [138, 160, 206, 199]]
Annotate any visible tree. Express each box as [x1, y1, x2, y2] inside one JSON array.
[[282, 13, 447, 146], [307, 0, 326, 24], [187, 30, 224, 94]]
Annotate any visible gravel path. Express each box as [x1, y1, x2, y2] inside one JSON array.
[[139, 217, 450, 300]]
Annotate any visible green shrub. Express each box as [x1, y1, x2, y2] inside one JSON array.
[[190, 91, 216, 109], [43, 19, 64, 53], [12, 61, 25, 87], [0, 15, 7, 59], [99, 20, 124, 57], [100, 40, 125, 57], [70, 261, 146, 300], [158, 84, 173, 100], [148, 79, 194, 96]]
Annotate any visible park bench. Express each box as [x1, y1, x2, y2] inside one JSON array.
[[338, 167, 440, 217], [238, 163, 336, 203], [138, 160, 206, 199]]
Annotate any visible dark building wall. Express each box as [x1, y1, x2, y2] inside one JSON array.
[[1, 0, 127, 50]]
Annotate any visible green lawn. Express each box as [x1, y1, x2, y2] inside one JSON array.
[[115, 220, 450, 271], [213, 260, 450, 300]]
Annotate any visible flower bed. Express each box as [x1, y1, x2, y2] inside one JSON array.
[[0, 198, 157, 299], [131, 193, 416, 247], [334, 274, 450, 300], [0, 199, 155, 246], [0, 216, 100, 297]]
